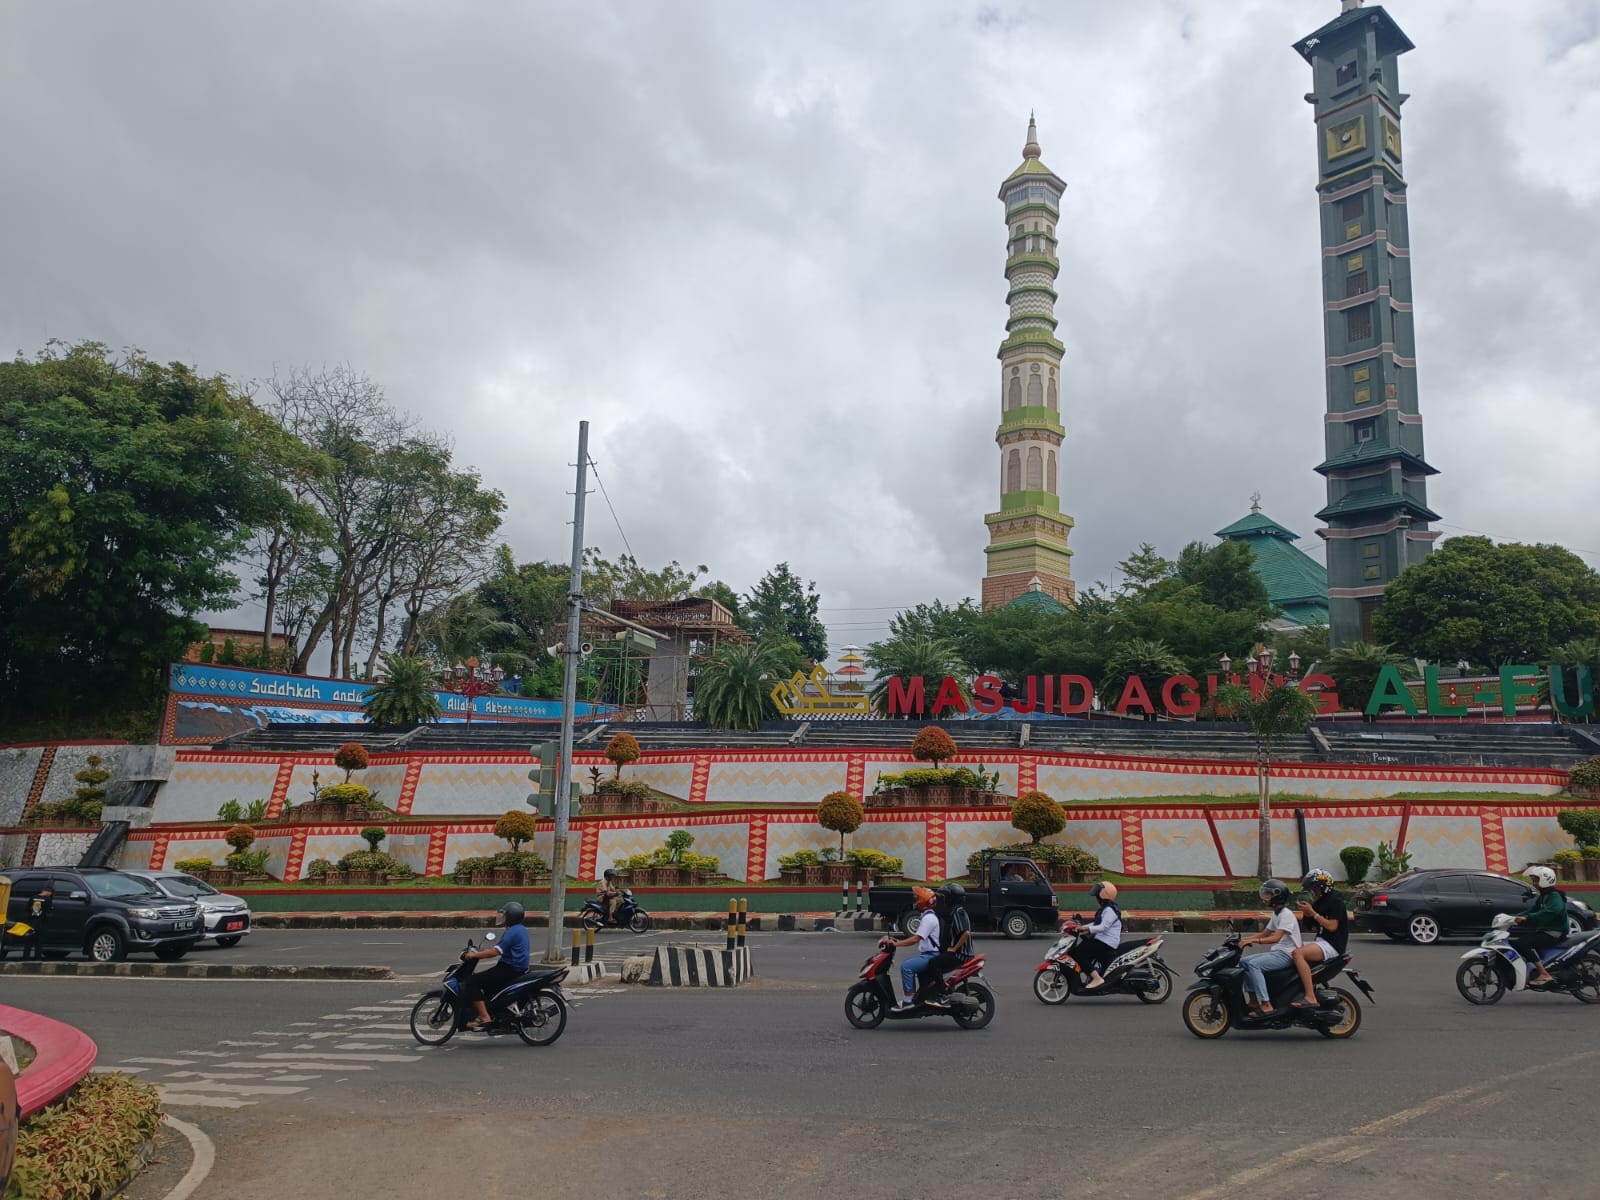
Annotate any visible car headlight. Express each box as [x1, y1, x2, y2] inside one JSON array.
[[127, 908, 158, 920]]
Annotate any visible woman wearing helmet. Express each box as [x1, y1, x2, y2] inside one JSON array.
[[463, 901, 531, 1030], [1238, 878, 1302, 1016], [1077, 881, 1122, 990], [1289, 869, 1349, 1010], [887, 887, 942, 1011], [1512, 866, 1564, 986]]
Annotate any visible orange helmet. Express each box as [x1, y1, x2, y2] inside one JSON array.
[[912, 886, 937, 911], [1092, 881, 1118, 902]]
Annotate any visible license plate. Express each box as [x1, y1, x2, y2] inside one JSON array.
[[224, 920, 244, 932]]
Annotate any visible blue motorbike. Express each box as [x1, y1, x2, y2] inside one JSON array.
[[408, 931, 570, 1047]]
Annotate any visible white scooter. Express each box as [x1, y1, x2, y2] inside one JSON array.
[[1455, 913, 1600, 1005], [1032, 923, 1174, 1004]]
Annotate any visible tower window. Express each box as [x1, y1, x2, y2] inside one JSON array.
[[1336, 58, 1358, 87], [1346, 270, 1370, 298], [1006, 449, 1022, 493], [1026, 375, 1043, 406], [1006, 377, 1022, 410], [1363, 564, 1383, 580], [1346, 304, 1373, 343], [1026, 447, 1044, 490], [1340, 196, 1364, 222], [1354, 419, 1377, 444], [1363, 542, 1381, 559]]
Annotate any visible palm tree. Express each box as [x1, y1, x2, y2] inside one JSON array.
[[1215, 681, 1321, 878], [363, 653, 444, 726], [864, 633, 969, 716], [1099, 637, 1186, 713], [694, 641, 785, 731], [406, 595, 531, 677]]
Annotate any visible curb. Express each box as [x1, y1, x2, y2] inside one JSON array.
[[0, 1003, 98, 1117], [252, 912, 775, 932], [0, 962, 394, 980]]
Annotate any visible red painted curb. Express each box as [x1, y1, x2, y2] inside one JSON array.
[[0, 1003, 98, 1118]]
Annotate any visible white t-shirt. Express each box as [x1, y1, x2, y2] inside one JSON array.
[[1265, 906, 1303, 949], [915, 911, 940, 954]]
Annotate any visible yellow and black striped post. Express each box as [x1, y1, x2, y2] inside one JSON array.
[[584, 926, 596, 964], [726, 899, 737, 952], [570, 927, 581, 967], [736, 897, 748, 948]]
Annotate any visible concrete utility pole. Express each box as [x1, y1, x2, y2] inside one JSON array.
[[544, 420, 589, 964]]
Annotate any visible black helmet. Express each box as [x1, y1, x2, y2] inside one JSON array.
[[604, 868, 618, 879], [501, 901, 525, 925], [937, 883, 965, 904], [1302, 868, 1334, 895], [1260, 878, 1289, 906]]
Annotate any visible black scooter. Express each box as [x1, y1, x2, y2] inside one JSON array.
[[1181, 933, 1374, 1039], [408, 932, 570, 1047], [580, 889, 652, 933]]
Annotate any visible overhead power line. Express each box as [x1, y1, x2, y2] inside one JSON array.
[[586, 455, 636, 563]]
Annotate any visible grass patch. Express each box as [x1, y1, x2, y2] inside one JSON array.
[[7, 1071, 163, 1200]]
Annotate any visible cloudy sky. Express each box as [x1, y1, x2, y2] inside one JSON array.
[[4, 1, 1598, 653]]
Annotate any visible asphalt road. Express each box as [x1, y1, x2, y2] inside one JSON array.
[[12, 930, 1600, 1200]]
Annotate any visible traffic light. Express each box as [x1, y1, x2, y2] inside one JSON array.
[[526, 742, 583, 818]]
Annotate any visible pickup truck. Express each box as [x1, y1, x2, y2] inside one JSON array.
[[868, 855, 1060, 939]]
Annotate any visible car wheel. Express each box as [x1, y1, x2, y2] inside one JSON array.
[[87, 927, 128, 963], [215, 935, 243, 948], [896, 910, 919, 938], [1002, 910, 1033, 940], [1569, 915, 1586, 939], [154, 942, 192, 962], [1407, 913, 1441, 945]]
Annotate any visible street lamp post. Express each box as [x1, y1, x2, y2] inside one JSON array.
[[436, 656, 504, 726]]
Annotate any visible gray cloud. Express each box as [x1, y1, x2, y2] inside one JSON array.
[[4, 0, 1596, 651]]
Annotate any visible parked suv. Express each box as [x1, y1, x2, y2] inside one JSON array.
[[121, 869, 253, 947], [1353, 868, 1597, 944], [0, 867, 202, 962]]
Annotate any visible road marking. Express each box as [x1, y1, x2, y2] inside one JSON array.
[[157, 1092, 254, 1109], [97, 1065, 147, 1074], [165, 1071, 322, 1082], [218, 1040, 278, 1047], [125, 1057, 194, 1066], [1317, 1145, 1377, 1165], [179, 1050, 231, 1058], [162, 1114, 216, 1200], [255, 1051, 422, 1063], [154, 1079, 309, 1096], [289, 1021, 319, 1026], [334, 1042, 401, 1051], [320, 1012, 385, 1021], [311, 1032, 415, 1041], [219, 1061, 374, 1072]]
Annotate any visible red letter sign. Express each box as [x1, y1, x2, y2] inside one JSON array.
[[1114, 675, 1155, 716], [1161, 675, 1201, 718], [972, 675, 1003, 714], [887, 676, 925, 717], [931, 675, 970, 716]]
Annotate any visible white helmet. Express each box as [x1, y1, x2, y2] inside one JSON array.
[[1526, 866, 1556, 890]]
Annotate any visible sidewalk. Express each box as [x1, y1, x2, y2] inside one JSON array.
[[251, 909, 1263, 933]]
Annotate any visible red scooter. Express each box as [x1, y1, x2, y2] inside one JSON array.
[[844, 937, 995, 1030]]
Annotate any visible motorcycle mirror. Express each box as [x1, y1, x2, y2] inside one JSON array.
[[483, 931, 498, 943]]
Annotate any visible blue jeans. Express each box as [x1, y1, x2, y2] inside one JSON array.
[[901, 953, 937, 999], [1242, 948, 1294, 1003]]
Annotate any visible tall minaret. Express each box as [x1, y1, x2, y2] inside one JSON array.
[[982, 114, 1075, 611], [1296, 2, 1439, 645]]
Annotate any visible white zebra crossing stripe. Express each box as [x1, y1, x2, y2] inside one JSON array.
[[334, 1043, 396, 1051], [96, 1066, 146, 1074], [215, 1061, 375, 1072], [256, 1051, 421, 1063], [153, 1080, 309, 1096], [219, 1040, 277, 1047], [166, 1071, 322, 1082], [125, 1057, 194, 1066], [320, 1012, 386, 1021], [157, 1092, 253, 1109]]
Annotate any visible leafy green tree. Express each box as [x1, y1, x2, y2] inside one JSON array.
[[1553, 637, 1600, 667], [494, 809, 538, 851], [693, 640, 788, 730], [865, 633, 970, 715], [1215, 682, 1321, 877], [887, 599, 982, 649], [695, 580, 742, 620], [1324, 641, 1408, 716], [362, 653, 443, 725], [584, 549, 708, 604], [1116, 543, 1174, 598], [1171, 539, 1273, 618], [816, 791, 864, 858], [1373, 536, 1600, 667], [1, 342, 281, 725], [740, 563, 829, 664]]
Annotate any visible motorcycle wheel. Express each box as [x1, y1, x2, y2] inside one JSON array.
[[514, 990, 568, 1046], [1137, 969, 1174, 1005], [1181, 990, 1231, 1039], [845, 981, 886, 1029], [629, 911, 652, 934], [409, 991, 458, 1046], [1033, 966, 1072, 1005], [1568, 956, 1600, 1004], [1315, 987, 1362, 1039], [581, 911, 602, 931], [1455, 958, 1506, 1005], [951, 981, 996, 1030]]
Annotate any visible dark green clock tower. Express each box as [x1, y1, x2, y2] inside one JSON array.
[[1296, 1, 1439, 646]]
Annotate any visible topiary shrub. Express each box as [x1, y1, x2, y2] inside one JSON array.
[[173, 857, 213, 874], [664, 830, 695, 862], [360, 825, 387, 852], [305, 858, 336, 879], [224, 824, 257, 853], [1339, 845, 1376, 884], [1568, 757, 1600, 790], [605, 732, 642, 778], [495, 809, 539, 851], [911, 726, 958, 768], [816, 791, 864, 858], [1557, 808, 1600, 849], [1010, 791, 1066, 844], [335, 741, 371, 780], [317, 782, 378, 810]]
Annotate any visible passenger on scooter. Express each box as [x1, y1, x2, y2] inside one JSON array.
[[1512, 866, 1564, 986], [464, 902, 531, 1031], [1289, 869, 1349, 1010], [1239, 878, 1302, 1017], [915, 883, 973, 1008], [1077, 881, 1122, 991], [889, 887, 941, 1012], [597, 870, 623, 925]]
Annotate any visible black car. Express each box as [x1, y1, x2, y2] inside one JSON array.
[[1, 867, 203, 962], [1353, 869, 1597, 945]]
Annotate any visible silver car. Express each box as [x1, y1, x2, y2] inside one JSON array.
[[123, 870, 253, 947]]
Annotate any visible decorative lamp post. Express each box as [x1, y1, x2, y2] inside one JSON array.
[[1219, 653, 1232, 677], [1288, 650, 1302, 680], [437, 655, 504, 726]]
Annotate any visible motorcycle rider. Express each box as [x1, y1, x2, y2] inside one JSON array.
[[888, 886, 941, 1012], [463, 901, 531, 1031], [915, 883, 974, 1008], [1512, 865, 1564, 986], [596, 869, 623, 926], [1289, 868, 1349, 1010], [1239, 878, 1302, 1017], [1076, 881, 1122, 991]]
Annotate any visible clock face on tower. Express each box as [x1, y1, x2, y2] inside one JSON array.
[[1326, 116, 1367, 161]]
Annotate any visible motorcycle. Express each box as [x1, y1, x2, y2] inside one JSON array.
[[1181, 933, 1374, 1039], [1455, 913, 1600, 1005], [1033, 920, 1175, 1004], [408, 931, 571, 1047], [844, 937, 995, 1030], [580, 890, 652, 933]]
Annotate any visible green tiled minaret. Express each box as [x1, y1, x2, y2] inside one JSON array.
[[1296, 1, 1439, 645]]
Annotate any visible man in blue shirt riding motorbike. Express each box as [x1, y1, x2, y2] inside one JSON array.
[[463, 902, 531, 1030]]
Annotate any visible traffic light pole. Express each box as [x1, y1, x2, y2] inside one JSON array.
[[544, 420, 589, 964]]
